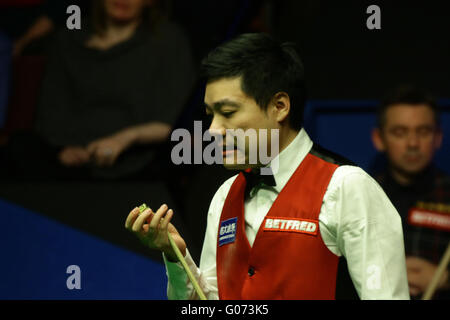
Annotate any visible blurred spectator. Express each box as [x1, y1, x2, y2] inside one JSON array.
[[371, 85, 450, 299], [0, 1, 90, 57], [1, 0, 195, 181]]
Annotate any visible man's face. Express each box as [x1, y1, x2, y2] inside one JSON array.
[[204, 77, 279, 170], [375, 104, 442, 176]]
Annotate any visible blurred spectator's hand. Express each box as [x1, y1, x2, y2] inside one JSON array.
[[86, 133, 133, 167], [406, 256, 449, 297], [12, 38, 27, 58], [12, 15, 54, 58], [58, 146, 90, 167]]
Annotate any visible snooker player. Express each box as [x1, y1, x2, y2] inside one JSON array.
[[125, 33, 410, 299]]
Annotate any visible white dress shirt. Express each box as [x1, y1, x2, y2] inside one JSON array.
[[163, 129, 410, 300]]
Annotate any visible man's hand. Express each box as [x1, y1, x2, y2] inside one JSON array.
[[406, 256, 449, 297], [125, 204, 187, 262], [58, 146, 90, 167]]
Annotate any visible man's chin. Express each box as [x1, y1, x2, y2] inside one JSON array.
[[222, 162, 252, 171], [395, 163, 429, 178], [221, 157, 261, 171]]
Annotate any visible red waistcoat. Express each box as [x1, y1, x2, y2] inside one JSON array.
[[216, 153, 340, 300]]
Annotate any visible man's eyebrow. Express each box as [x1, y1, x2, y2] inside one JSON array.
[[388, 125, 408, 131], [204, 99, 241, 111]]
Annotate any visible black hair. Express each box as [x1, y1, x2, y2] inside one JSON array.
[[200, 33, 306, 131], [377, 85, 440, 128]]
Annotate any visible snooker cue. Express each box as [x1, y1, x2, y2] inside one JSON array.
[[422, 242, 450, 300], [139, 204, 207, 300]]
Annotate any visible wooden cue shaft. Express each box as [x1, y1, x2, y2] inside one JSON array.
[[167, 232, 207, 300], [422, 242, 450, 300], [138, 204, 207, 300]]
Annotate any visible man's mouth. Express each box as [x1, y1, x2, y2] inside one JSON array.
[[405, 158, 421, 164], [404, 153, 421, 163], [221, 141, 240, 157], [222, 149, 236, 156], [222, 145, 238, 155]]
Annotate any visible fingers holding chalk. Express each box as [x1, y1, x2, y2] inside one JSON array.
[[125, 207, 141, 229]]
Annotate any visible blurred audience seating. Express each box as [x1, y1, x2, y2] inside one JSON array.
[[0, 54, 46, 145]]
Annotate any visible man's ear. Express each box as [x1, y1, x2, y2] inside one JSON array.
[[371, 128, 386, 152], [270, 92, 291, 124], [434, 127, 443, 150]]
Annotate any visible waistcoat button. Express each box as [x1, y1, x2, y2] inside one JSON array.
[[248, 267, 255, 276]]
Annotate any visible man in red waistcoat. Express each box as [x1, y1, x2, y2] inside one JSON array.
[[125, 33, 410, 299]]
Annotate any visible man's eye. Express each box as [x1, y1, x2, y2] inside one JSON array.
[[390, 128, 407, 137], [417, 127, 433, 137], [222, 111, 235, 118]]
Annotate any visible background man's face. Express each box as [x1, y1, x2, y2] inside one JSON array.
[[377, 104, 442, 176], [204, 77, 278, 170]]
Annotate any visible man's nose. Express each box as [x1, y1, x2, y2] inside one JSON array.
[[208, 117, 226, 136], [406, 132, 420, 148]]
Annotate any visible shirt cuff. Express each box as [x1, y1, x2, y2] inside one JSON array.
[[163, 248, 194, 300]]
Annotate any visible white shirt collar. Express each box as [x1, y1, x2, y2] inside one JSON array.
[[268, 128, 313, 193]]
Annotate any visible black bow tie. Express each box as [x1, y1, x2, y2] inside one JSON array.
[[242, 168, 276, 198]]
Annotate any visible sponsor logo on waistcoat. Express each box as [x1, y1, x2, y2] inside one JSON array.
[[219, 217, 238, 246], [263, 216, 318, 236]]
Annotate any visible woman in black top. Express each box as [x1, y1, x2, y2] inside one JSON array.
[[8, 0, 195, 180]]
